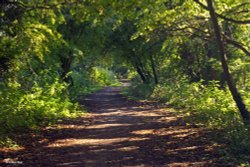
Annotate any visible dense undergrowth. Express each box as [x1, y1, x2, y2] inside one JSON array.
[[123, 78, 250, 163]]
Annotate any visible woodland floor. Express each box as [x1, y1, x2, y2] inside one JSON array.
[[0, 83, 234, 167]]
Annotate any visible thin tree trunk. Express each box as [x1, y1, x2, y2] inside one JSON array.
[[135, 64, 147, 83], [206, 0, 250, 124], [61, 50, 73, 86], [136, 56, 151, 83], [150, 54, 158, 84], [131, 51, 149, 84]]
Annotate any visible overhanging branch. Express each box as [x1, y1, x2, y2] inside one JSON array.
[[193, 0, 250, 24], [225, 37, 250, 56]]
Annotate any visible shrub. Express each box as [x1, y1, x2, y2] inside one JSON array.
[[92, 67, 119, 86], [122, 81, 155, 100], [151, 79, 240, 127], [0, 79, 80, 133], [69, 71, 102, 98]]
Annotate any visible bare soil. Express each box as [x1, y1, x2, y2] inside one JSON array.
[[0, 85, 230, 167]]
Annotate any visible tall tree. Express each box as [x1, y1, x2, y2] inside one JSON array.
[[206, 0, 250, 124]]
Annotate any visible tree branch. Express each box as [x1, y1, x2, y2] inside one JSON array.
[[224, 37, 250, 56], [193, 0, 250, 24]]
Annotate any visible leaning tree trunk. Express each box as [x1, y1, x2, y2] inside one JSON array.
[[206, 0, 250, 125], [134, 63, 147, 84]]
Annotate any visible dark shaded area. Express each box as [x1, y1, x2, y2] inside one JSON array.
[[0, 85, 229, 167]]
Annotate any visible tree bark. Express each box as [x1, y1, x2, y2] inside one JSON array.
[[206, 0, 250, 125], [134, 64, 147, 84], [60, 50, 73, 86], [150, 54, 158, 84]]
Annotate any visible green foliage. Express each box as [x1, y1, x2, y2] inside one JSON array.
[[0, 79, 80, 133], [151, 80, 240, 127], [69, 71, 101, 98], [123, 83, 154, 99], [0, 137, 18, 148], [122, 79, 154, 100], [125, 77, 242, 127], [1, 1, 250, 164], [92, 67, 120, 86], [0, 1, 122, 146], [223, 125, 250, 155], [242, 91, 250, 110]]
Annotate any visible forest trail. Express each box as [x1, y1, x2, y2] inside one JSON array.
[[1, 84, 226, 167]]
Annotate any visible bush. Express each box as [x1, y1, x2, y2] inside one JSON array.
[[69, 68, 120, 98], [69, 71, 102, 98], [92, 67, 120, 86], [0, 79, 80, 133], [224, 125, 250, 155], [151, 79, 240, 127], [122, 82, 155, 100]]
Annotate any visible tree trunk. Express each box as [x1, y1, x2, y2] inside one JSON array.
[[60, 50, 73, 86], [150, 54, 158, 84], [131, 51, 149, 84], [134, 64, 147, 84], [206, 0, 250, 125]]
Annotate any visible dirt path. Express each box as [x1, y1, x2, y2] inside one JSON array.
[[1, 85, 227, 167]]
